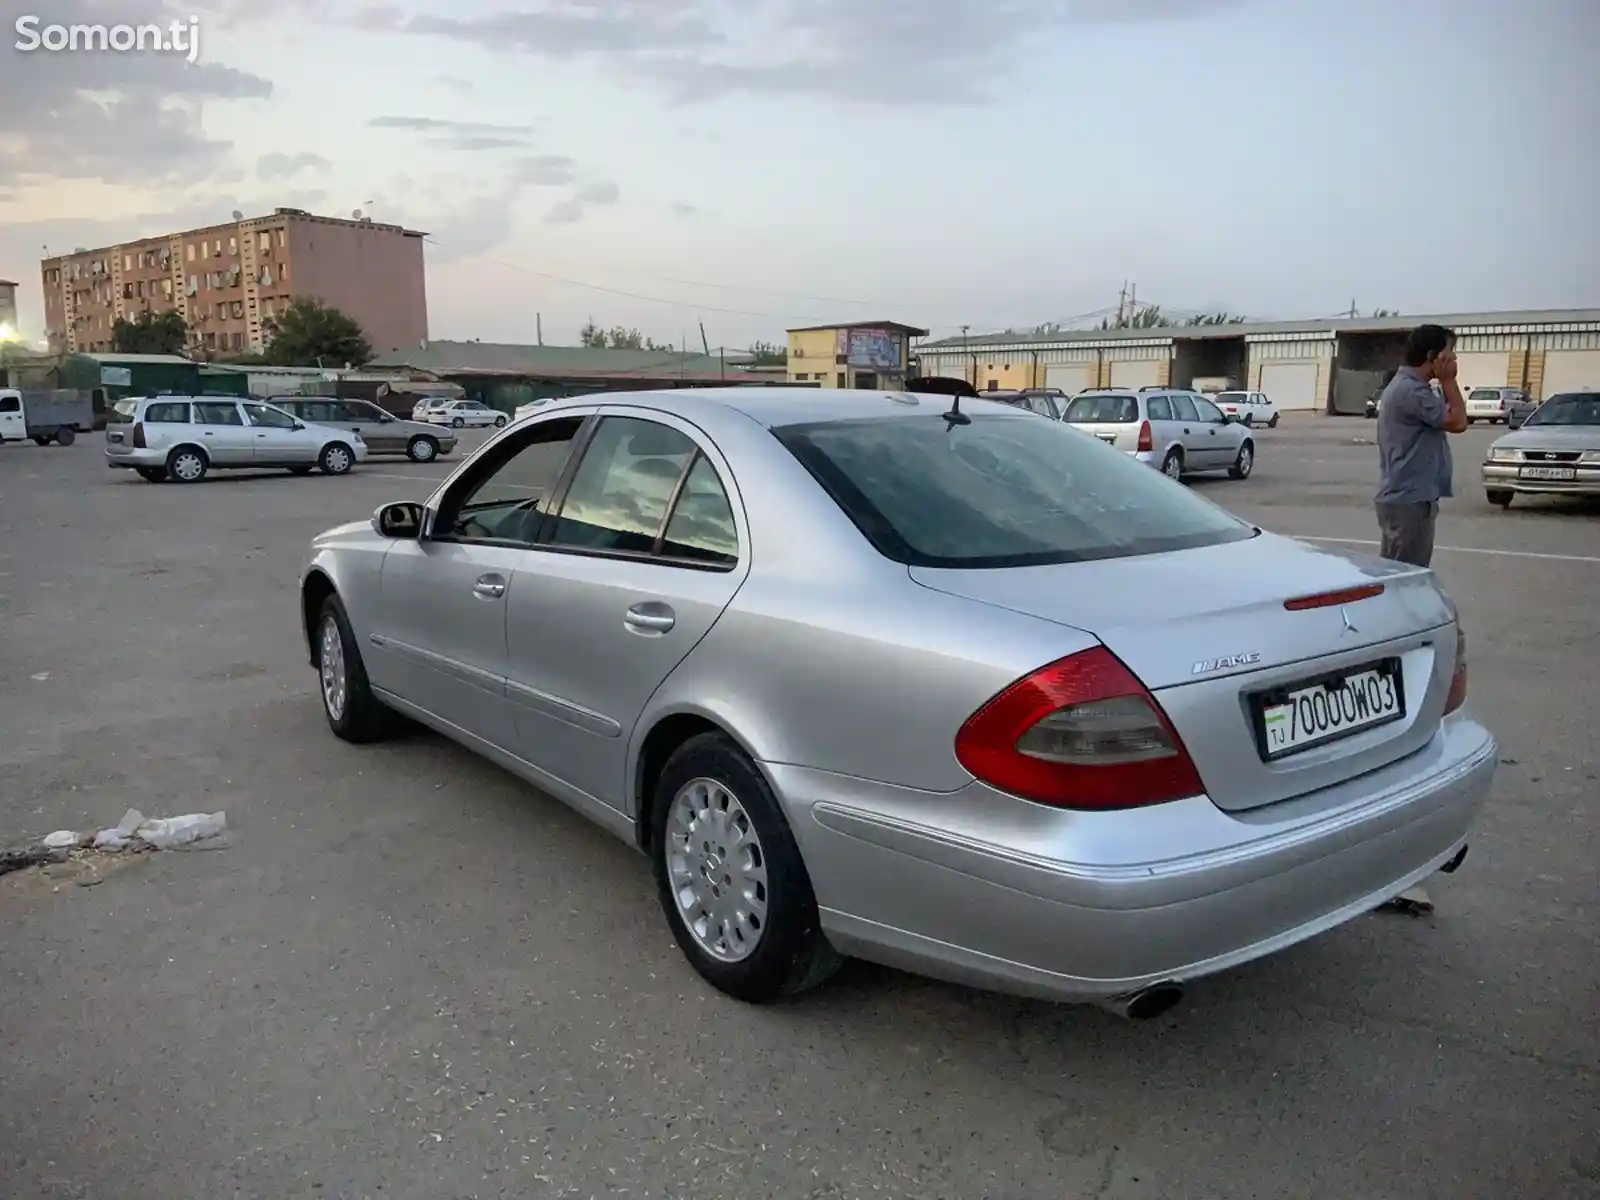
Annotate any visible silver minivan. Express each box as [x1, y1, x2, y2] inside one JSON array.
[[1062, 388, 1255, 481], [275, 397, 457, 462]]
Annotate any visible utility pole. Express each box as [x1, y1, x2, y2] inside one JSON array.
[[1128, 282, 1137, 325], [1116, 282, 1127, 327], [535, 313, 543, 345], [960, 324, 971, 386]]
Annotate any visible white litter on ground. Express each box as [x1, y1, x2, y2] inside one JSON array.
[[39, 809, 229, 855]]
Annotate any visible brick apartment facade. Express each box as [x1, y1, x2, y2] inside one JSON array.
[[40, 208, 429, 358]]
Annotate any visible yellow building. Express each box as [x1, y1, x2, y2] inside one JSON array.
[[786, 321, 927, 389]]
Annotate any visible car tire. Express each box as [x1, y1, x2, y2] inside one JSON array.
[[451, 416, 465, 428], [493, 415, 507, 427], [166, 445, 209, 483], [406, 435, 439, 463], [651, 732, 843, 1004], [288, 466, 314, 476], [56, 427, 76, 446], [32, 435, 50, 446], [318, 442, 355, 475], [314, 594, 404, 743], [1229, 441, 1254, 480], [135, 466, 168, 483], [1486, 489, 1513, 509], [1160, 447, 1184, 481], [1268, 413, 1280, 428]]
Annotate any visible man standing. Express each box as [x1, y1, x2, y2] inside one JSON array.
[[1373, 325, 1467, 914], [1374, 324, 1467, 566]]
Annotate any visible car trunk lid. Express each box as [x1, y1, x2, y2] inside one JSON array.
[[911, 533, 1459, 811]]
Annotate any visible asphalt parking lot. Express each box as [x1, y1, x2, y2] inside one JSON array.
[[2, 415, 1596, 1200]]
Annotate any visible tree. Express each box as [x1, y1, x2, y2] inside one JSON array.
[[1370, 308, 1399, 318], [1100, 304, 1170, 330], [748, 339, 786, 366], [262, 297, 373, 367], [112, 308, 188, 355], [577, 318, 671, 351], [1183, 312, 1248, 326]]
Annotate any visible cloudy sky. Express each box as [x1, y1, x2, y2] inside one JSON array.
[[2, 0, 1595, 350]]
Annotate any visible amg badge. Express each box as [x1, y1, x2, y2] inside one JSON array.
[[1191, 651, 1262, 676]]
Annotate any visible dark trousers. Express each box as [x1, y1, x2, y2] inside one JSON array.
[[1374, 501, 1437, 567]]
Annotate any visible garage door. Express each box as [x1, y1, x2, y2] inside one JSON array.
[[1540, 349, 1600, 399], [1259, 361, 1320, 412], [1044, 363, 1094, 394], [1108, 359, 1162, 389], [1453, 351, 1509, 394]]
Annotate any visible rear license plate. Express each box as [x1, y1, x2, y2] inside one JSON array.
[[1519, 465, 1575, 480], [1252, 659, 1403, 760]]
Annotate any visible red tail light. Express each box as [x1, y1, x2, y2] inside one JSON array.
[[132, 422, 147, 449], [1136, 420, 1153, 452], [1444, 624, 1467, 715], [1283, 583, 1384, 611], [954, 647, 1204, 810]]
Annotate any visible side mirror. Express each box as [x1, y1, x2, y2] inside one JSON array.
[[292, 421, 306, 431], [378, 414, 394, 422], [373, 501, 424, 539]]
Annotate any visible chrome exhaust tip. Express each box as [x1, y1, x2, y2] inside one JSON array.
[[1099, 981, 1185, 1021]]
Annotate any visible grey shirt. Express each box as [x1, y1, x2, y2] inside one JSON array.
[[1375, 366, 1453, 504]]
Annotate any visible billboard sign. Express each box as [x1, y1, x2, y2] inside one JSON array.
[[845, 328, 902, 371]]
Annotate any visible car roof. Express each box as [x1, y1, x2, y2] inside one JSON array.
[[522, 386, 1037, 431]]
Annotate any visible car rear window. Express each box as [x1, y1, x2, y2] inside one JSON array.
[[1214, 392, 1247, 405], [774, 413, 1257, 569], [1468, 389, 1501, 402], [1063, 394, 1138, 423]]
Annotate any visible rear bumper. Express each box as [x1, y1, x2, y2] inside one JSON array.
[[778, 715, 1496, 1003], [1482, 462, 1600, 495], [105, 446, 165, 468]]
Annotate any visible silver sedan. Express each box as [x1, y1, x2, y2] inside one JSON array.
[[300, 389, 1496, 1015], [1482, 391, 1600, 507]]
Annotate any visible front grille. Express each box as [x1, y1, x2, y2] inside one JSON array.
[[1520, 450, 1582, 464]]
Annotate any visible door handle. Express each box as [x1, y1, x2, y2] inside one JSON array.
[[472, 574, 506, 600], [624, 604, 675, 634]]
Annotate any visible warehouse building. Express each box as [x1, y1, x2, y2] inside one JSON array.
[[915, 308, 1600, 414]]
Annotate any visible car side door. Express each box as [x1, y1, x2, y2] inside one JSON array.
[[242, 400, 317, 464], [501, 409, 750, 815], [1191, 394, 1241, 468], [192, 400, 255, 464], [1167, 391, 1208, 462], [371, 409, 596, 749], [339, 400, 401, 452]]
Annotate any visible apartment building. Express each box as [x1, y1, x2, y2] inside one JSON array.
[[0, 279, 18, 338], [40, 208, 429, 357]]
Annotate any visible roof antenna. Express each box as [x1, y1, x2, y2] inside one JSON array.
[[941, 392, 970, 429]]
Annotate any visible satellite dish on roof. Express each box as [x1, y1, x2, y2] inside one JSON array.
[[231, 210, 243, 221], [352, 208, 363, 220]]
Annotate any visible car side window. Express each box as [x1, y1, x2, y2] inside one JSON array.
[[243, 402, 297, 429], [1170, 393, 1200, 422], [338, 401, 377, 421], [660, 455, 739, 566], [546, 417, 697, 555], [195, 402, 244, 426], [144, 402, 190, 423], [1192, 396, 1225, 423], [294, 401, 333, 423], [0, 394, 21, 413], [438, 415, 585, 544], [1146, 395, 1173, 421]]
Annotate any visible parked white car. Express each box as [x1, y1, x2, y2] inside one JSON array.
[[427, 400, 509, 429], [411, 398, 454, 422], [104, 395, 368, 483], [1212, 390, 1281, 428]]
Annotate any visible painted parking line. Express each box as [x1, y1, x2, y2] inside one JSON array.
[[1295, 535, 1600, 565]]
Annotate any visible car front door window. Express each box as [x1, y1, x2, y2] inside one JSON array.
[[243, 402, 296, 429], [438, 415, 585, 544], [1193, 396, 1225, 423]]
